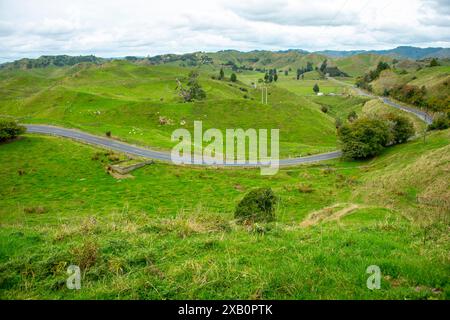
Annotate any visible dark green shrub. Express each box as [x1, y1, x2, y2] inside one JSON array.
[[383, 113, 415, 144], [347, 110, 358, 122], [338, 117, 391, 159], [321, 106, 329, 113], [428, 113, 450, 131], [234, 188, 277, 223], [0, 120, 26, 142]]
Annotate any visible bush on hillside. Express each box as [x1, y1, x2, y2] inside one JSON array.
[[429, 58, 440, 67], [338, 117, 391, 159], [382, 113, 415, 144], [356, 61, 390, 91], [234, 188, 277, 223], [428, 113, 450, 131], [0, 120, 26, 142], [347, 110, 358, 122], [313, 83, 320, 93]]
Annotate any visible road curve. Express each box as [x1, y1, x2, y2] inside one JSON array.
[[328, 77, 433, 124], [25, 124, 342, 167], [380, 97, 433, 125]]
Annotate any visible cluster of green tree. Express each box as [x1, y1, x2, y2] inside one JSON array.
[[148, 53, 213, 66], [0, 55, 105, 70], [318, 59, 349, 77], [214, 68, 237, 82], [176, 71, 206, 102], [355, 61, 391, 91], [429, 58, 440, 67], [0, 120, 26, 142], [338, 113, 415, 159], [264, 69, 278, 83], [296, 62, 314, 79]]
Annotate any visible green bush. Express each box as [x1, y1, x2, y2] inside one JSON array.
[[428, 113, 450, 131], [383, 113, 415, 144], [0, 120, 26, 142], [338, 117, 390, 159], [234, 188, 277, 223]]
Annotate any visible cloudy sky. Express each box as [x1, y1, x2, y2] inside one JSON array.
[[0, 0, 449, 62]]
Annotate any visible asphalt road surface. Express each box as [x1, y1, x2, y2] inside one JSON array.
[[328, 77, 433, 124], [25, 124, 342, 167], [24, 83, 431, 167]]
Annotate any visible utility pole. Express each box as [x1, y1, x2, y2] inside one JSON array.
[[261, 87, 268, 104]]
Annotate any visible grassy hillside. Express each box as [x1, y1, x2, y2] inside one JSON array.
[[0, 60, 338, 157], [147, 50, 328, 71], [370, 65, 450, 112], [0, 129, 448, 299], [308, 96, 369, 120], [362, 99, 427, 133], [335, 54, 394, 77], [371, 66, 450, 94]]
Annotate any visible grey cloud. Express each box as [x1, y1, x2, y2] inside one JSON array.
[[225, 1, 360, 27]]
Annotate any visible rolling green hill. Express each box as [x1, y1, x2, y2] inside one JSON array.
[[370, 65, 450, 112], [335, 54, 394, 77], [0, 60, 338, 157], [0, 128, 448, 299]]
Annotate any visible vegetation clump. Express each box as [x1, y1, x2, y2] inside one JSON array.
[[338, 114, 414, 159], [428, 113, 450, 131], [234, 188, 277, 223], [176, 71, 206, 102], [356, 61, 390, 91], [383, 113, 415, 144], [0, 120, 26, 142], [313, 83, 320, 93]]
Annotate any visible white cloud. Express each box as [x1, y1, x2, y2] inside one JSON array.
[[0, 0, 449, 61]]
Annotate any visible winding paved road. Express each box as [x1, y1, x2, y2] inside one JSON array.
[[24, 82, 431, 167], [25, 124, 342, 167], [328, 77, 433, 124]]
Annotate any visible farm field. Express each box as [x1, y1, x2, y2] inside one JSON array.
[[0, 46, 449, 302], [0, 61, 339, 157], [0, 129, 449, 299]]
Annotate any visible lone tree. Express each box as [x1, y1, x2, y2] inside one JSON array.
[[429, 58, 440, 67], [230, 73, 237, 82], [313, 83, 320, 94], [219, 68, 225, 80], [273, 73, 278, 82], [0, 119, 26, 142], [176, 71, 206, 102], [319, 59, 327, 74]]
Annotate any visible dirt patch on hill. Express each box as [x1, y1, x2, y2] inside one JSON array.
[[300, 203, 362, 227]]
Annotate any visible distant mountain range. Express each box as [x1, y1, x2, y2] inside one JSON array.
[[314, 46, 450, 59], [1, 46, 448, 71]]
